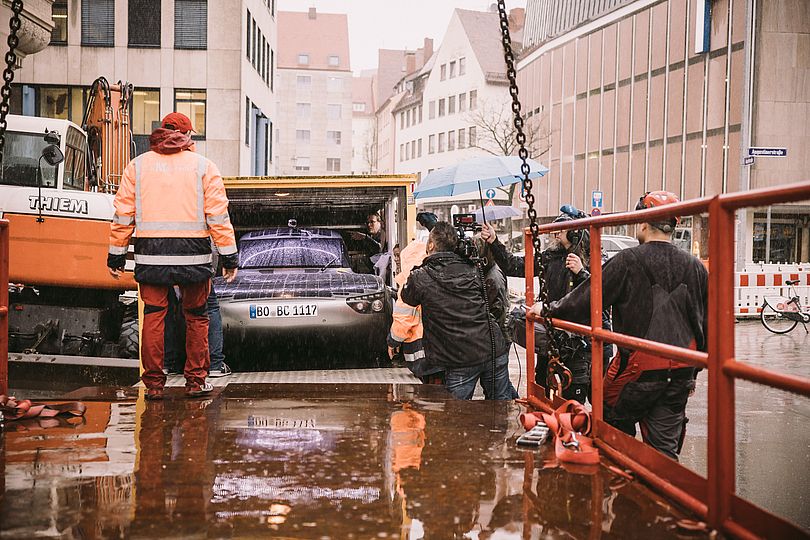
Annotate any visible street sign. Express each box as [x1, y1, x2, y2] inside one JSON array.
[[591, 208, 602, 217], [485, 188, 497, 199], [592, 190, 603, 209], [743, 156, 755, 166], [748, 147, 787, 157], [485, 199, 495, 207]]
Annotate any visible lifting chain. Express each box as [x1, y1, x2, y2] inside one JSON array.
[[496, 1, 571, 394], [0, 0, 24, 165]]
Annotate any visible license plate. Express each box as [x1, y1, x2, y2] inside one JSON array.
[[250, 304, 318, 319]]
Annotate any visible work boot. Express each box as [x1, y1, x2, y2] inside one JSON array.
[[186, 382, 214, 398]]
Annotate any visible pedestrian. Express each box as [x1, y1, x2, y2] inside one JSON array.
[[365, 212, 387, 253], [107, 112, 238, 399], [536, 191, 708, 460], [400, 221, 513, 400], [388, 212, 444, 384], [481, 205, 612, 403]]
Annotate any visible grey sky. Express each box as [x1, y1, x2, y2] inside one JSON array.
[[278, 0, 527, 74]]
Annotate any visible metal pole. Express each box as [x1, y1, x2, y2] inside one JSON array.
[[589, 226, 603, 430], [736, 0, 757, 270], [765, 205, 771, 262], [524, 228, 535, 395], [707, 197, 736, 530], [0, 220, 9, 396]]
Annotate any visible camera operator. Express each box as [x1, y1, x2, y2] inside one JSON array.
[[480, 206, 612, 403], [401, 221, 514, 400]]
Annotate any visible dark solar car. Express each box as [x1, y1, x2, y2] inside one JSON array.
[[214, 227, 392, 362]]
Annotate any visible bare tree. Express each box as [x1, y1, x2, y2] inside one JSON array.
[[467, 99, 550, 249], [362, 116, 379, 173]]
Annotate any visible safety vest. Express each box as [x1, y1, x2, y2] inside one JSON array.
[[390, 241, 427, 361], [108, 150, 236, 283]]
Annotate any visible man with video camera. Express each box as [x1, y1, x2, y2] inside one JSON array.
[[400, 221, 515, 400], [481, 205, 612, 403]]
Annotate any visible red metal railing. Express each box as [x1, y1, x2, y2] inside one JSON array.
[[523, 181, 810, 539], [0, 219, 8, 395]]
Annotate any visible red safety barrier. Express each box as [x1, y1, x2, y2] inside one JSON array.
[[523, 181, 810, 539], [0, 219, 8, 396]]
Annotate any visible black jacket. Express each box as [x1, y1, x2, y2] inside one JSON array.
[[401, 252, 510, 369], [549, 241, 709, 357]]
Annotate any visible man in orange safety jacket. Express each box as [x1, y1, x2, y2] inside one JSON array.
[[107, 112, 238, 399]]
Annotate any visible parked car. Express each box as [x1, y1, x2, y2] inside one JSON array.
[[213, 227, 392, 365], [602, 234, 639, 259]]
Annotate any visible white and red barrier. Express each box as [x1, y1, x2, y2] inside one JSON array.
[[735, 265, 810, 317]]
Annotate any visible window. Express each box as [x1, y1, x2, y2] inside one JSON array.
[[468, 126, 477, 146], [245, 97, 251, 145], [327, 104, 341, 120], [400, 112, 405, 129], [298, 54, 309, 65], [82, 0, 114, 46], [429, 101, 435, 119], [457, 93, 466, 113], [131, 89, 160, 135], [296, 129, 311, 143], [410, 140, 415, 159], [296, 103, 311, 118], [252, 20, 257, 66], [129, 0, 161, 47], [327, 131, 341, 145], [429, 134, 435, 154], [418, 104, 423, 123], [63, 127, 87, 190], [438, 98, 445, 117], [458, 128, 466, 149], [406, 109, 412, 128], [400, 144, 405, 162], [297, 75, 311, 89], [469, 90, 477, 110], [448, 95, 455, 115], [438, 133, 446, 152], [174, 90, 206, 136], [449, 61, 456, 78], [295, 157, 310, 171], [327, 77, 342, 92], [175, 0, 207, 49], [0, 131, 59, 187], [38, 87, 69, 119], [459, 57, 466, 76], [246, 10, 251, 58], [448, 130, 456, 151], [326, 158, 341, 172], [270, 49, 274, 90], [440, 64, 446, 81], [328, 55, 340, 67], [261, 35, 267, 80], [353, 102, 366, 112], [50, 1, 67, 45], [417, 138, 422, 157]]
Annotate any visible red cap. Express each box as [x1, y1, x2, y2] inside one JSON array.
[[161, 112, 194, 133]]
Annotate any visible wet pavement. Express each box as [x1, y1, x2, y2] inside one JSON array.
[[1, 384, 706, 539]]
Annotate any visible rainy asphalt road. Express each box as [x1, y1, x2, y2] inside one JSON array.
[[1, 384, 706, 539]]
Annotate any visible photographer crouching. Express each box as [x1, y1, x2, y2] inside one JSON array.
[[400, 221, 517, 400]]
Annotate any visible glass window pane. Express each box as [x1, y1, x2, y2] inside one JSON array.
[[51, 1, 68, 44], [129, 0, 161, 47], [132, 89, 160, 135], [174, 89, 206, 136]]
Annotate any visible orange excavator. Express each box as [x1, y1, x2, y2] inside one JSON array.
[[0, 78, 139, 358]]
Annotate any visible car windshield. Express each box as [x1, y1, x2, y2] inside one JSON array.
[[238, 237, 348, 269]]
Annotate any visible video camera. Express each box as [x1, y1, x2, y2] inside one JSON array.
[[452, 213, 482, 260]]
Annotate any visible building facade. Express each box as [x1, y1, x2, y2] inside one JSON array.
[[275, 8, 351, 176], [518, 0, 810, 265], [351, 75, 375, 175], [11, 0, 278, 177], [389, 8, 525, 220]]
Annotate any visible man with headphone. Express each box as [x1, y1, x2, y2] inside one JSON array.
[[481, 205, 612, 403]]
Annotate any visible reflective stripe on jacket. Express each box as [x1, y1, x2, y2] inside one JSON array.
[[108, 150, 237, 284]]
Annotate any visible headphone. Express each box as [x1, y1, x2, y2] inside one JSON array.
[[556, 205, 587, 249]]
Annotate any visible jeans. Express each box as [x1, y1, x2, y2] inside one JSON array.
[[165, 286, 224, 372], [444, 353, 517, 400]]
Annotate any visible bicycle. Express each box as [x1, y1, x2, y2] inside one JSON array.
[[760, 280, 810, 334]]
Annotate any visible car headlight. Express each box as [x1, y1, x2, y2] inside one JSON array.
[[347, 292, 386, 314]]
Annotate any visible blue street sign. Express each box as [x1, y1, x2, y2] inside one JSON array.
[[748, 147, 787, 157], [592, 190, 604, 209], [485, 188, 497, 199]]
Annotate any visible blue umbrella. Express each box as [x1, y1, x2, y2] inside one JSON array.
[[473, 205, 522, 222], [413, 155, 548, 199]]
